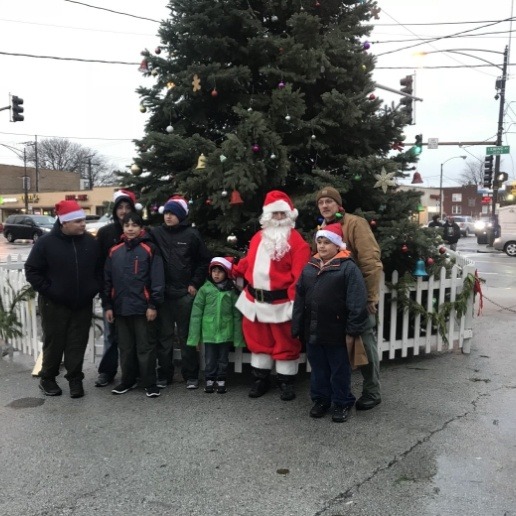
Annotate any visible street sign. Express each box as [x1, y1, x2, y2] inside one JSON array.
[[427, 137, 438, 149], [486, 145, 510, 155]]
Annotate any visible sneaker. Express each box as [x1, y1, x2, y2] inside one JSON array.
[[309, 400, 331, 418], [39, 378, 62, 396], [156, 378, 169, 389], [69, 378, 84, 399], [112, 382, 137, 395], [216, 380, 227, 394], [145, 385, 161, 398], [204, 380, 215, 393], [186, 379, 199, 390], [95, 373, 113, 387], [332, 405, 350, 423]]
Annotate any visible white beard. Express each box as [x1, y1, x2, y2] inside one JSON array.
[[260, 217, 293, 261]]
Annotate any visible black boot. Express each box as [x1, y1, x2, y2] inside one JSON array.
[[276, 374, 296, 401], [248, 368, 271, 398]]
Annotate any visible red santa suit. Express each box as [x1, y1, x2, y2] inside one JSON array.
[[233, 191, 310, 376]]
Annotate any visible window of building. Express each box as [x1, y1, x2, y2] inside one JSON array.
[[452, 193, 462, 202], [451, 205, 462, 215], [468, 198, 476, 207]]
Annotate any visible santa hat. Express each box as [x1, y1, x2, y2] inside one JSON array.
[[209, 256, 234, 278], [113, 189, 142, 211], [316, 223, 346, 250], [262, 190, 298, 219], [55, 200, 86, 223], [159, 195, 189, 221]]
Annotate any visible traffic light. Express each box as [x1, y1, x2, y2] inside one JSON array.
[[409, 134, 423, 156], [494, 171, 509, 188], [399, 75, 414, 125], [11, 95, 24, 122], [483, 155, 494, 188]]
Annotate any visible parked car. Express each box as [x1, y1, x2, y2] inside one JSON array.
[[493, 233, 516, 257], [451, 216, 475, 237], [3, 214, 55, 243], [85, 213, 112, 237]]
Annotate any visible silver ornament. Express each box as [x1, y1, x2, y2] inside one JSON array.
[[227, 234, 238, 245], [285, 114, 291, 121], [221, 189, 228, 197], [166, 125, 174, 133]]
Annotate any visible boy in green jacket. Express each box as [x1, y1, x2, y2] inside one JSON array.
[[187, 257, 245, 393]]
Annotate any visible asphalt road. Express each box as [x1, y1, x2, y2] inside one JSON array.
[[1, 235, 515, 516]]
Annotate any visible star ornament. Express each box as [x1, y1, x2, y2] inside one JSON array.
[[374, 167, 397, 193]]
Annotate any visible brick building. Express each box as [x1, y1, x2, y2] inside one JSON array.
[[0, 164, 80, 194]]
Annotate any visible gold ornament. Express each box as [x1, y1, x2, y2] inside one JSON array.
[[139, 104, 147, 113], [130, 164, 142, 176], [374, 167, 397, 193], [195, 153, 206, 169], [166, 81, 176, 89], [192, 74, 201, 92]]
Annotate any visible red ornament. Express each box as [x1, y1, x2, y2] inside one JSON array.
[[206, 198, 212, 206], [155, 47, 161, 54], [401, 244, 408, 253], [370, 219, 377, 228], [439, 246, 446, 254], [211, 89, 218, 97], [368, 93, 376, 100], [426, 257, 435, 266]]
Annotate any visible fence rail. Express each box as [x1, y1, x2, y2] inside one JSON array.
[[1, 253, 476, 369]]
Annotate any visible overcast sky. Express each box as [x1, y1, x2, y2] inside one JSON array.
[[1, 1, 515, 189]]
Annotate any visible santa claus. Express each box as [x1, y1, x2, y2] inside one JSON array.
[[233, 190, 310, 400]]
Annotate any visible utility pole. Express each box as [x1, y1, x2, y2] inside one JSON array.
[[88, 158, 93, 190], [35, 135, 39, 192], [23, 148, 30, 213], [490, 45, 509, 242]]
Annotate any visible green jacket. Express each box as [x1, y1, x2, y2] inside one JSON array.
[[187, 280, 246, 347]]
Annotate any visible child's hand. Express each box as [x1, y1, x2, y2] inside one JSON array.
[[146, 308, 157, 321], [105, 309, 114, 323]]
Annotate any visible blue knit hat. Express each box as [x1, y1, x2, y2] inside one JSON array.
[[159, 195, 189, 221]]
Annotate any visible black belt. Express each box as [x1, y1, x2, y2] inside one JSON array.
[[247, 285, 288, 303]]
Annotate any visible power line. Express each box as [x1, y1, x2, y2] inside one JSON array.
[[374, 19, 516, 27], [0, 131, 135, 142], [0, 50, 138, 65], [63, 0, 160, 23], [374, 28, 516, 45]]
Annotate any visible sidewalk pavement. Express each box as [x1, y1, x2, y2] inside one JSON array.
[[1, 288, 515, 516]]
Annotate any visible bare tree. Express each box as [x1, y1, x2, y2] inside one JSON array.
[[458, 157, 483, 186], [23, 138, 112, 187]]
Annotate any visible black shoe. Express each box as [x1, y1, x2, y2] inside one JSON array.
[[309, 400, 331, 418], [204, 380, 215, 393], [112, 382, 137, 395], [145, 385, 161, 398], [332, 405, 350, 423], [355, 397, 381, 411], [278, 382, 296, 401], [39, 378, 62, 396], [156, 377, 171, 389], [95, 373, 114, 387], [69, 378, 84, 399], [216, 381, 227, 394], [249, 377, 270, 398]]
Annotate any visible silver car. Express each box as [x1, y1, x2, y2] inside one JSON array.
[[493, 233, 516, 257]]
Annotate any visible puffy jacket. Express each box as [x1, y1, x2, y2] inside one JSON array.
[[187, 280, 245, 347], [103, 231, 165, 316], [25, 221, 101, 309], [150, 222, 210, 299], [292, 251, 368, 346]]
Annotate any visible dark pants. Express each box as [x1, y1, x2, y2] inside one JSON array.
[[39, 296, 92, 381], [116, 315, 157, 388], [97, 316, 118, 378], [204, 343, 231, 381], [307, 343, 355, 408], [155, 294, 199, 381]]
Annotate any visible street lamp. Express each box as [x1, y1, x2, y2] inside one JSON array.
[[440, 156, 467, 218]]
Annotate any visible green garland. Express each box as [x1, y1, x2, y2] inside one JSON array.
[[385, 272, 479, 346]]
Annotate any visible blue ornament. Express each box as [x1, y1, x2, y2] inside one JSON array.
[[317, 217, 324, 224]]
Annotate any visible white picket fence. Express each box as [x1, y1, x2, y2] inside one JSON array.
[[1, 252, 476, 370]]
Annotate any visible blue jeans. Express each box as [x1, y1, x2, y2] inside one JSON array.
[[204, 343, 231, 381], [97, 316, 118, 378], [307, 343, 355, 408]]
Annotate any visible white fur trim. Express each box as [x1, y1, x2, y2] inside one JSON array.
[[275, 360, 299, 375], [235, 292, 293, 323], [210, 257, 232, 271], [316, 229, 346, 250], [251, 353, 274, 370], [262, 200, 292, 213], [59, 209, 86, 222]]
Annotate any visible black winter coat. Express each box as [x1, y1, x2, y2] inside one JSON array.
[[292, 253, 368, 346], [103, 231, 165, 316], [150, 222, 210, 299], [25, 222, 102, 309]]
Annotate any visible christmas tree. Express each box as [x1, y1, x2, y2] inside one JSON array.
[[129, 0, 448, 278]]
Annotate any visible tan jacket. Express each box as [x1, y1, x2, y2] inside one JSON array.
[[320, 213, 382, 303]]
